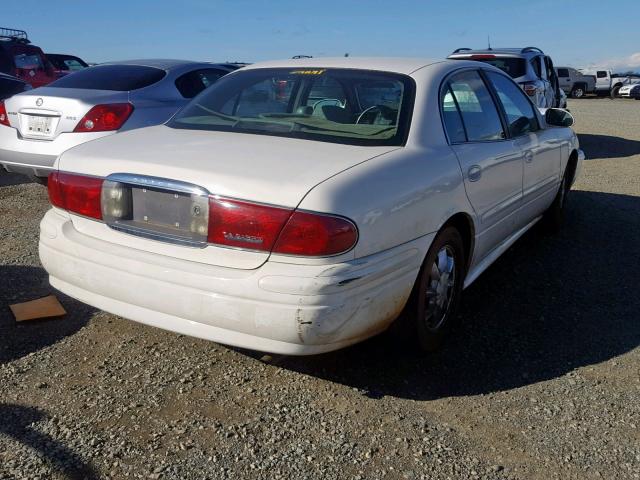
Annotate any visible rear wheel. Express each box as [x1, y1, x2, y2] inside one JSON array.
[[397, 227, 465, 352], [570, 85, 584, 98]]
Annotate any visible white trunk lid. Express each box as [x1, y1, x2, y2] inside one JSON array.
[[58, 125, 397, 269]]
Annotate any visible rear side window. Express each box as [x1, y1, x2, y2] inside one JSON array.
[[444, 70, 505, 142], [486, 71, 539, 137], [48, 65, 166, 91], [530, 58, 542, 79], [175, 68, 227, 98], [557, 68, 569, 78]]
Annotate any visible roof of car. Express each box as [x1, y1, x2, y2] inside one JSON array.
[[98, 59, 231, 70], [449, 47, 545, 58], [242, 57, 443, 75]]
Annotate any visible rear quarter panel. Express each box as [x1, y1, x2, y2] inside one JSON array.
[[295, 63, 475, 261]]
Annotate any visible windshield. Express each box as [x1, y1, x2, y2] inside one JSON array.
[[48, 65, 166, 91], [472, 58, 527, 78], [169, 68, 415, 146]]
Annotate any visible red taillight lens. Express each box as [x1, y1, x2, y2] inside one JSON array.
[[207, 197, 358, 256], [208, 197, 293, 251], [471, 54, 496, 59], [73, 103, 133, 132], [274, 211, 357, 256], [0, 101, 10, 127], [48, 171, 103, 220], [523, 84, 537, 96]]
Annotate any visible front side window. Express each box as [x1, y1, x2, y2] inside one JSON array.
[[557, 68, 569, 78], [169, 68, 415, 146], [443, 70, 505, 142], [486, 71, 539, 137], [596, 71, 607, 78]]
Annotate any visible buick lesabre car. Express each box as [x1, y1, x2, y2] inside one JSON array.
[[39, 57, 584, 355], [0, 59, 238, 183]]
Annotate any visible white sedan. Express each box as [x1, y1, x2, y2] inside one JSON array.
[[39, 57, 584, 355]]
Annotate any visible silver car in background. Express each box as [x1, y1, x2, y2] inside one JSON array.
[[0, 59, 239, 182]]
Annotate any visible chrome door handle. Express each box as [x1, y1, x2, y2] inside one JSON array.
[[468, 165, 482, 182], [524, 151, 534, 163]]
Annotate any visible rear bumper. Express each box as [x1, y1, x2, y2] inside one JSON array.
[[39, 209, 429, 355], [0, 127, 112, 177]]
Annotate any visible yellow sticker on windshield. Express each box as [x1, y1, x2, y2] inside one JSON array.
[[290, 69, 326, 75]]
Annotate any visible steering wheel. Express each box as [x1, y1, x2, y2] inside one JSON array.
[[356, 104, 395, 125], [312, 98, 344, 111]]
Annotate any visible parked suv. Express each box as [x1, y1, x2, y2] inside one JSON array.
[[555, 67, 596, 98], [448, 47, 562, 109], [0, 28, 56, 88]]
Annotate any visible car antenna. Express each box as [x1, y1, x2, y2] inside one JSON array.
[[487, 35, 492, 51]]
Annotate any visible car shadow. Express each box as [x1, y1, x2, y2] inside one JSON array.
[[0, 265, 96, 364], [579, 133, 640, 159], [0, 171, 31, 187], [0, 403, 99, 479], [268, 190, 640, 400]]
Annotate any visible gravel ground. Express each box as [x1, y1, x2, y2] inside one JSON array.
[[1, 98, 639, 480]]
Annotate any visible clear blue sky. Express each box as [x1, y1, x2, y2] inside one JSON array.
[[4, 0, 640, 71]]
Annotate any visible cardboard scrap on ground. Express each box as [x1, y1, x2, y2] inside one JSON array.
[[10, 295, 66, 322]]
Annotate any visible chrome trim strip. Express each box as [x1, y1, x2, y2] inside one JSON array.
[[106, 173, 210, 197]]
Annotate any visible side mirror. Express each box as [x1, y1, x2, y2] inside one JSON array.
[[545, 108, 574, 127]]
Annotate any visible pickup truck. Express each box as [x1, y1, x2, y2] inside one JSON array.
[[555, 67, 596, 98], [579, 68, 638, 97]]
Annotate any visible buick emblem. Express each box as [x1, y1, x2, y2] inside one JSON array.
[[36, 98, 43, 107]]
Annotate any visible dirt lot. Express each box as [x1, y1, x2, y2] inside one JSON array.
[[1, 98, 639, 480]]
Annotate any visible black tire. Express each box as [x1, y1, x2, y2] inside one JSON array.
[[543, 173, 569, 232], [611, 85, 621, 98], [396, 227, 465, 352], [570, 84, 585, 98]]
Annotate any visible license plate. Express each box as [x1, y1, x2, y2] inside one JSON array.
[[101, 177, 210, 247], [26, 115, 54, 136]]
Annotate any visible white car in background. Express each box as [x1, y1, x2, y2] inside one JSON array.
[[618, 83, 640, 99], [0, 59, 238, 182], [39, 57, 583, 355]]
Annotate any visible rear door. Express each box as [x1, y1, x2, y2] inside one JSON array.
[[485, 70, 561, 225], [442, 69, 523, 262]]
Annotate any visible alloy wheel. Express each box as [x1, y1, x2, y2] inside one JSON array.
[[425, 246, 457, 331]]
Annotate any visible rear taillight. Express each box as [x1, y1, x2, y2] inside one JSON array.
[[0, 102, 9, 127], [471, 54, 496, 59], [207, 197, 358, 256], [522, 83, 537, 96], [48, 172, 103, 220], [208, 197, 293, 252], [73, 103, 133, 132]]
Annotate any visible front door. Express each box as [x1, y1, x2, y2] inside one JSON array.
[[485, 70, 562, 225]]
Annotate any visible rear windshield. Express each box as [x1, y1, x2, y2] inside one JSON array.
[[469, 58, 527, 78], [169, 67, 415, 146], [48, 65, 166, 91], [14, 53, 45, 70]]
